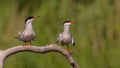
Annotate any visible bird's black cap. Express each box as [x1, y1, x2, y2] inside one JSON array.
[[63, 21, 71, 25], [25, 16, 34, 23]]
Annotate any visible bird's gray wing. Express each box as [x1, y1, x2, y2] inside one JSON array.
[[72, 38, 75, 46], [56, 33, 62, 43], [18, 31, 25, 41]]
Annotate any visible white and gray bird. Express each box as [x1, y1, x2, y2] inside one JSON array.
[[56, 21, 75, 48], [15, 16, 39, 46]]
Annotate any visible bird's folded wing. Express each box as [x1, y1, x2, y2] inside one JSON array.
[[18, 32, 21, 35], [56, 33, 62, 43]]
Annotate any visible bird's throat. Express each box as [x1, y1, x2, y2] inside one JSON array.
[[26, 22, 33, 29], [63, 25, 70, 32]]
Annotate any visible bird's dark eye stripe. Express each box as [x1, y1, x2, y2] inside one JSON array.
[[25, 16, 33, 23]]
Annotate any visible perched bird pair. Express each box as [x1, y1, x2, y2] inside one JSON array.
[[16, 16, 75, 52]]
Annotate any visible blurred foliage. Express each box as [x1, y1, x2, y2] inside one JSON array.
[[0, 0, 117, 68]]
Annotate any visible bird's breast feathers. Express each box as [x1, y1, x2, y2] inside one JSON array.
[[62, 32, 72, 39], [22, 29, 35, 36]]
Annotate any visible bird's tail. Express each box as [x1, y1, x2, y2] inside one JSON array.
[[71, 42, 75, 54]]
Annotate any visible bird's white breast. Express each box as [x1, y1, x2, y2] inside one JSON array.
[[24, 28, 35, 36], [62, 32, 72, 40], [23, 23, 35, 36]]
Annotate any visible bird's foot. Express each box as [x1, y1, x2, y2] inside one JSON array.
[[66, 50, 73, 54], [23, 44, 32, 46], [28, 44, 32, 46]]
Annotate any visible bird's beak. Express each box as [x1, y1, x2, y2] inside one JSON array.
[[70, 22, 75, 24], [34, 16, 40, 19]]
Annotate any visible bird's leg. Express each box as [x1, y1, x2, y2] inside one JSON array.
[[23, 42, 32, 46], [23, 42, 28, 46], [67, 45, 69, 48], [29, 41, 32, 46], [61, 43, 64, 46]]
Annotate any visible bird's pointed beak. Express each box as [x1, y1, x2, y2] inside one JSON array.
[[34, 16, 40, 19], [70, 22, 75, 24]]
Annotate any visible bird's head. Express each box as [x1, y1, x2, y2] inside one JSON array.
[[63, 21, 75, 26], [25, 16, 40, 24]]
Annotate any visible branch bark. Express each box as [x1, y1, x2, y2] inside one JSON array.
[[0, 44, 80, 68]]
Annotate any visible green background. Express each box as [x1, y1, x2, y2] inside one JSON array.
[[0, 0, 117, 68]]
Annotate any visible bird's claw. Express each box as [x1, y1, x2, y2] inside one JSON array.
[[23, 44, 32, 46], [66, 50, 73, 54]]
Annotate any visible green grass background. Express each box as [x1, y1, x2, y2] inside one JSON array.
[[0, 0, 117, 68]]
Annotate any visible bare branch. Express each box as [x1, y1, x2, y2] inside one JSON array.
[[0, 44, 80, 68]]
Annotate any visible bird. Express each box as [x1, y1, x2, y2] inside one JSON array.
[[56, 21, 75, 53], [15, 16, 39, 46]]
